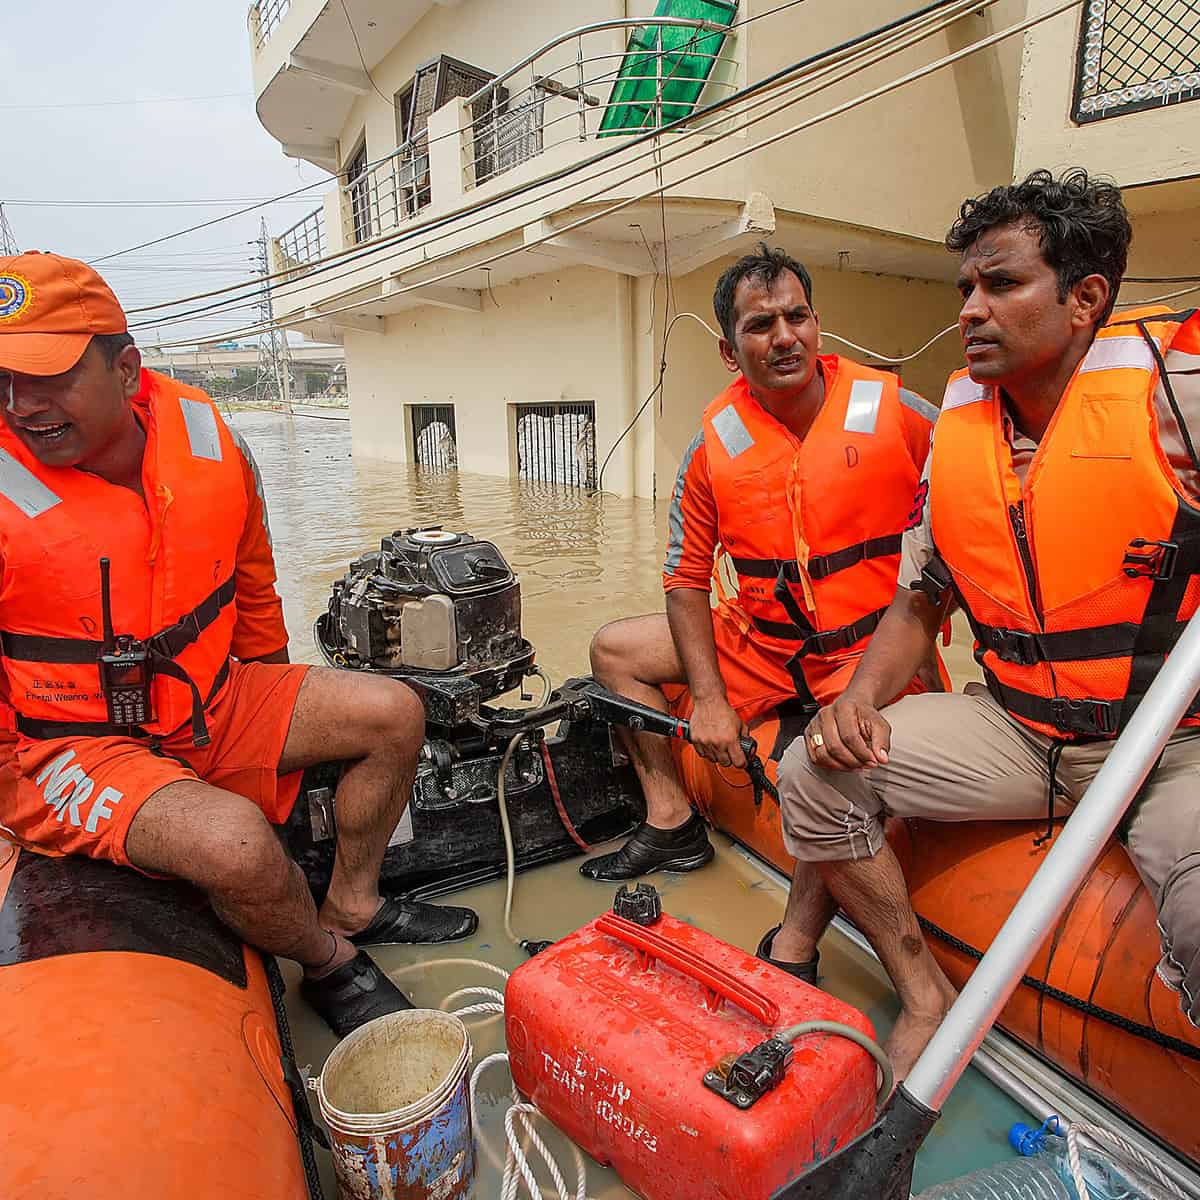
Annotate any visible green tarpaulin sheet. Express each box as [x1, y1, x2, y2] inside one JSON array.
[[599, 0, 737, 136]]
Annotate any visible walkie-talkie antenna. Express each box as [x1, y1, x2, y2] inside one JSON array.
[[99, 557, 115, 649]]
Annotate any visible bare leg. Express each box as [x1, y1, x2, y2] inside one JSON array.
[[770, 859, 837, 963], [590, 614, 692, 829], [816, 845, 957, 1079], [279, 668, 424, 935], [126, 780, 355, 977]]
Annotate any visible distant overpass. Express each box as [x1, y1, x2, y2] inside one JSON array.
[[140, 342, 345, 399]]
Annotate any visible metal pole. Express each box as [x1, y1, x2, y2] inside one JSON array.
[[905, 606, 1200, 1112], [577, 37, 587, 140], [655, 27, 663, 129]]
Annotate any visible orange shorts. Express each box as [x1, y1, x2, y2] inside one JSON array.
[[0, 660, 310, 870]]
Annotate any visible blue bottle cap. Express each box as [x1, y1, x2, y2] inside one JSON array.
[[1009, 1116, 1062, 1155]]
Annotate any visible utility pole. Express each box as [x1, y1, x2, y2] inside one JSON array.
[[254, 218, 292, 412], [0, 205, 19, 256]]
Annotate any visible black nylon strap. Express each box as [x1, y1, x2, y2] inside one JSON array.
[[753, 606, 886, 656], [15, 659, 230, 743], [1121, 505, 1200, 732], [984, 671, 1119, 738], [0, 632, 102, 664], [973, 619, 1183, 667], [0, 575, 236, 665], [730, 533, 903, 583]]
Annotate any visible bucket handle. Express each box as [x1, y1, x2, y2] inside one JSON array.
[[596, 913, 780, 1027]]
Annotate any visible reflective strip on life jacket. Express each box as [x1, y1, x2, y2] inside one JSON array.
[[0, 450, 62, 519]]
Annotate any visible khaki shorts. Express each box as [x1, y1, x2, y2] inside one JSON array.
[[777, 682, 1200, 1026]]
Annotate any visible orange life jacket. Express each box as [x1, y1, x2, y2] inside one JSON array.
[[930, 307, 1200, 739], [705, 359, 929, 702], [0, 370, 250, 745]]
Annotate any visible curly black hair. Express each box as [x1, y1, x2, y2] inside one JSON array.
[[945, 168, 1132, 324], [713, 242, 814, 343]]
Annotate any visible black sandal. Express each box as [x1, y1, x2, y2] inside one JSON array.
[[300, 950, 414, 1038], [756, 924, 820, 986], [579, 811, 714, 881], [350, 896, 478, 946]]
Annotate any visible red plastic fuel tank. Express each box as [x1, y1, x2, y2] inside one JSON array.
[[504, 892, 878, 1200]]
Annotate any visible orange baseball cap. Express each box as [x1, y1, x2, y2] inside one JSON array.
[[0, 251, 128, 376]]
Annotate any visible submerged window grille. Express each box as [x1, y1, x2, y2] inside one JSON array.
[[1074, 0, 1200, 122], [411, 405, 458, 472], [515, 403, 597, 490]]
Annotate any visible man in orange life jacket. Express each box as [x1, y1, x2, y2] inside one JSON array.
[[582, 244, 945, 908], [0, 252, 477, 1038], [776, 169, 1200, 1079]]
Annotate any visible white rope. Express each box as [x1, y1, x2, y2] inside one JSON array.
[[1064, 1120, 1181, 1200], [471, 1053, 592, 1200]]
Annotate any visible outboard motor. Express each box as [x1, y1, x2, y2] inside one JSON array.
[[290, 528, 643, 900], [325, 528, 530, 689]]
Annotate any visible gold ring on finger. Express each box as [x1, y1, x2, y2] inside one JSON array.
[[810, 731, 825, 750]]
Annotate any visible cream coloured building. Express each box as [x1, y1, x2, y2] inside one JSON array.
[[248, 0, 1200, 497]]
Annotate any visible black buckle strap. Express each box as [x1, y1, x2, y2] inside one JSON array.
[[974, 619, 1178, 666], [985, 672, 1117, 738], [1, 575, 236, 665], [977, 626, 1041, 667], [730, 534, 903, 585], [808, 534, 903, 581], [752, 606, 886, 656], [14, 659, 230, 744], [1122, 538, 1179, 582]]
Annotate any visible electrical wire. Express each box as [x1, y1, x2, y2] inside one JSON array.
[[0, 92, 249, 111], [337, 0, 394, 108], [124, 0, 985, 321], [133, 0, 1008, 352], [84, 0, 812, 269]]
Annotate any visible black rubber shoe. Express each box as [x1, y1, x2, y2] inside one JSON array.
[[579, 811, 714, 881], [350, 896, 479, 946], [756, 924, 820, 986], [301, 950, 414, 1038]]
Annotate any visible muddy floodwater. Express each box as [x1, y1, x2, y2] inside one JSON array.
[[230, 411, 997, 1199], [234, 410, 978, 686]]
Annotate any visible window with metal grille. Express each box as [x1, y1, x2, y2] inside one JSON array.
[[411, 405, 458, 471], [1074, 0, 1200, 122], [344, 140, 372, 244], [514, 403, 597, 489]]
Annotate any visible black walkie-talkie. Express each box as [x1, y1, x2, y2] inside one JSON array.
[[97, 557, 154, 727]]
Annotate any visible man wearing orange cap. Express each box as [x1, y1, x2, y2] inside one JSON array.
[[0, 252, 477, 1037]]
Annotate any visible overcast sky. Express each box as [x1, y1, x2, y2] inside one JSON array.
[[0, 0, 331, 346]]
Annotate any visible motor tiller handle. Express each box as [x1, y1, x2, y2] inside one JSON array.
[[596, 912, 780, 1027]]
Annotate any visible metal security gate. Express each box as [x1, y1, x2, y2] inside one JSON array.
[[411, 404, 458, 471], [514, 402, 596, 489]]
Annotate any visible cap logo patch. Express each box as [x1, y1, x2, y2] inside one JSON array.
[[0, 274, 33, 323]]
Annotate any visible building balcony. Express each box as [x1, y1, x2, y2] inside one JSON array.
[[261, 11, 813, 334], [249, 0, 444, 169]]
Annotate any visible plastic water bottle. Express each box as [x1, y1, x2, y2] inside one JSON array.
[[913, 1120, 1147, 1199]]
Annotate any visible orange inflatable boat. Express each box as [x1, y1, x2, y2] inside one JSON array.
[[0, 844, 320, 1200], [674, 702, 1200, 1166]]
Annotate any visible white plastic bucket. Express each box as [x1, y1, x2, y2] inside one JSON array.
[[315, 1009, 475, 1200]]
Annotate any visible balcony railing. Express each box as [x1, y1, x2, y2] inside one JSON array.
[[342, 140, 430, 244], [1074, 0, 1200, 122], [277, 206, 326, 277], [250, 0, 291, 51], [270, 11, 740, 274], [463, 14, 738, 189]]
